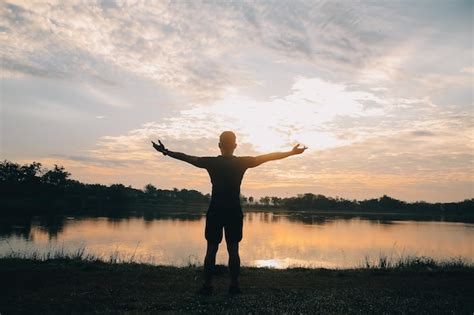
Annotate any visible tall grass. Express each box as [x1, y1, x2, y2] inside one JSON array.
[[362, 254, 472, 270], [0, 246, 204, 267], [1, 247, 472, 270], [1, 247, 133, 264]]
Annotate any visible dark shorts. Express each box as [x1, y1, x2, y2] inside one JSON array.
[[205, 213, 243, 244]]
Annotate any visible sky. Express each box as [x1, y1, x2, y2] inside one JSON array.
[[1, 0, 473, 202]]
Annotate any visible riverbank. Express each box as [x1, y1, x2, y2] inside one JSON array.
[[2, 257, 473, 314], [243, 207, 474, 223]]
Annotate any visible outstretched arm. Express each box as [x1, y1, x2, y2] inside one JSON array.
[[251, 144, 308, 167], [152, 140, 205, 168]]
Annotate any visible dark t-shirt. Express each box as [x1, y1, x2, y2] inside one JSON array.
[[194, 155, 258, 216]]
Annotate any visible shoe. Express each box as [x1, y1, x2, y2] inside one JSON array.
[[197, 285, 213, 296], [228, 285, 242, 295]]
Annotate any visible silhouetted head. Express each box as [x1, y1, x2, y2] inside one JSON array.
[[219, 131, 237, 156]]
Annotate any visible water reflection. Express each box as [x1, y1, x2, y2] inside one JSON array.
[[1, 212, 473, 268]]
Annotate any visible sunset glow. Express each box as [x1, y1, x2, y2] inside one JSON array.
[[1, 1, 472, 201]]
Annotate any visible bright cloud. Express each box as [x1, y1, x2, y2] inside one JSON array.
[[461, 66, 474, 74], [87, 77, 388, 158]]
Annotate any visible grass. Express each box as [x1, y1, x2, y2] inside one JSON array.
[[3, 246, 472, 270], [362, 254, 472, 270], [1, 250, 473, 314]]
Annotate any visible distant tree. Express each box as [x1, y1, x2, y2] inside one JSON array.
[[248, 196, 254, 204], [260, 196, 271, 206], [271, 196, 282, 206], [19, 162, 43, 183], [0, 160, 21, 183], [144, 183, 158, 196], [41, 165, 70, 187], [108, 183, 129, 202], [0, 160, 42, 183], [176, 188, 209, 203], [378, 195, 406, 210]]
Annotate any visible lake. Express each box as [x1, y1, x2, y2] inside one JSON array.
[[1, 211, 473, 268]]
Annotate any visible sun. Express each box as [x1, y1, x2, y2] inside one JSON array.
[[187, 77, 374, 152]]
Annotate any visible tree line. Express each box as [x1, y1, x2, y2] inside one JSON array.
[[1, 160, 472, 216], [0, 160, 210, 215], [251, 193, 473, 215]]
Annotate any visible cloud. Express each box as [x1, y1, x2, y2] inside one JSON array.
[[410, 130, 436, 137], [49, 154, 128, 167], [2, 0, 453, 101], [460, 66, 474, 74], [86, 77, 389, 156], [1, 1, 251, 100]]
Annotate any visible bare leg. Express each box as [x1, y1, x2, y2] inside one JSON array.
[[226, 242, 240, 288], [203, 242, 219, 287]]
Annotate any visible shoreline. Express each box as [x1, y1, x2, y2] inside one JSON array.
[[2, 257, 473, 313], [2, 206, 473, 223]]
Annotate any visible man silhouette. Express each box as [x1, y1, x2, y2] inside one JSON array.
[[152, 131, 307, 295]]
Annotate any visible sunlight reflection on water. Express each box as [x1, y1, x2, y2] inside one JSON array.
[[1, 212, 473, 268]]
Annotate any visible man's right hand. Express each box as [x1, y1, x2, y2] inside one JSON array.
[[152, 140, 168, 155]]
